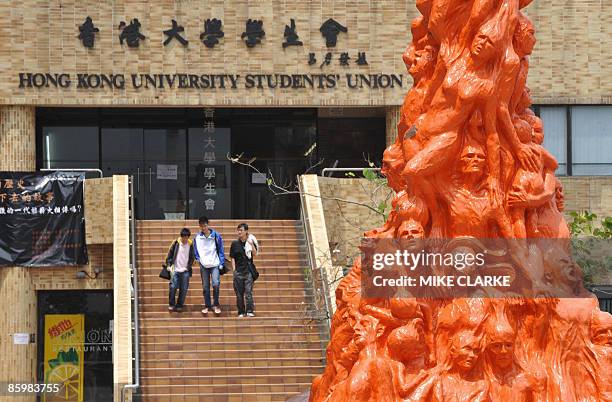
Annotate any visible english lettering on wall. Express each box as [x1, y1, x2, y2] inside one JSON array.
[[18, 72, 404, 91]]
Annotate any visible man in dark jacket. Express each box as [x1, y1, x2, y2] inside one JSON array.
[[229, 223, 258, 317], [166, 227, 195, 312]]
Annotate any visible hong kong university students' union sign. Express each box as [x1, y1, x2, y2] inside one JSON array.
[[17, 16, 404, 92]]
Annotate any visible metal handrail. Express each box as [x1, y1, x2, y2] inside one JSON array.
[[297, 175, 332, 329], [40, 168, 104, 178], [321, 167, 381, 177], [121, 176, 140, 402]]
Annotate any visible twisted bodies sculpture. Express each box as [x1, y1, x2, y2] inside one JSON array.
[[309, 0, 612, 400]]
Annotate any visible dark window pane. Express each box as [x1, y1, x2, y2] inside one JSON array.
[[318, 117, 385, 172], [42, 127, 99, 169]]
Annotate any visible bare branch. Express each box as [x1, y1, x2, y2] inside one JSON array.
[[227, 153, 387, 216]]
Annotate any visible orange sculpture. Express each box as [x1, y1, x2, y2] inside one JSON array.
[[309, 0, 612, 400]]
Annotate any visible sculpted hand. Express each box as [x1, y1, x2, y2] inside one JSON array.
[[517, 144, 540, 172], [507, 189, 529, 208]]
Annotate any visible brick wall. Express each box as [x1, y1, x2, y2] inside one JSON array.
[[0, 1, 611, 106], [85, 177, 114, 244]]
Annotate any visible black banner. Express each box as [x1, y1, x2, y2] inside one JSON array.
[[0, 172, 88, 267]]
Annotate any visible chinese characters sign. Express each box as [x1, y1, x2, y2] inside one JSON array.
[[77, 16, 346, 50], [18, 15, 404, 93], [0, 172, 88, 267]]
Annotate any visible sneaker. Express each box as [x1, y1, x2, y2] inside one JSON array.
[[176, 307, 183, 313], [201, 308, 209, 314], [247, 312, 255, 317], [168, 306, 175, 312], [213, 306, 221, 315], [238, 313, 246, 317]]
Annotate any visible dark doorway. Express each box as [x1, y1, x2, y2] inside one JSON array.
[[37, 290, 113, 402]]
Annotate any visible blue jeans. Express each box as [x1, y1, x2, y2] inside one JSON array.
[[169, 271, 190, 308], [200, 265, 220, 308]]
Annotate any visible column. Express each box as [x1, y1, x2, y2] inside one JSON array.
[[0, 105, 37, 401], [385, 105, 401, 147]]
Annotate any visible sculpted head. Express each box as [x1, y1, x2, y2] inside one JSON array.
[[471, 18, 501, 63], [591, 310, 612, 347], [514, 117, 533, 144], [381, 143, 405, 191], [353, 314, 385, 348], [524, 113, 544, 144], [409, 45, 437, 80], [514, 12, 536, 57], [398, 218, 425, 240], [450, 329, 482, 372], [387, 318, 427, 362], [460, 141, 486, 176], [485, 317, 516, 369], [471, 33, 497, 62]]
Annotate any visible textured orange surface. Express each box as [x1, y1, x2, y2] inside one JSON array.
[[310, 0, 612, 400]]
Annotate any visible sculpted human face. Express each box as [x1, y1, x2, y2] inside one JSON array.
[[402, 219, 425, 240], [409, 47, 434, 78], [381, 145, 404, 191], [591, 312, 612, 347], [488, 339, 515, 369], [471, 33, 496, 62], [452, 332, 481, 372], [532, 118, 544, 144], [460, 145, 486, 175], [354, 316, 378, 347], [515, 18, 536, 56]]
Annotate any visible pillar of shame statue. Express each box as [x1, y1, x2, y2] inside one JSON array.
[[309, 0, 612, 401]]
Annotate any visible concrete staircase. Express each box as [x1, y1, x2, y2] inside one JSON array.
[[135, 220, 327, 402]]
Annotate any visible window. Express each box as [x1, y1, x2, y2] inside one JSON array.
[[571, 106, 612, 175], [539, 106, 568, 176], [42, 127, 99, 169]]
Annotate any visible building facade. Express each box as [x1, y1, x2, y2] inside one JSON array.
[[1, 1, 612, 401], [1, 1, 611, 220]]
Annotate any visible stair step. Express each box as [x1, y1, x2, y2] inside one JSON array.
[[137, 237, 304, 245], [138, 278, 308, 287], [138, 393, 300, 402], [139, 296, 313, 306], [141, 366, 324, 375], [139, 288, 313, 296], [136, 219, 322, 401], [139, 382, 311, 392], [141, 355, 324, 366], [141, 353, 324, 363], [139, 311, 323, 319], [141, 374, 316, 386], [140, 338, 326, 350]]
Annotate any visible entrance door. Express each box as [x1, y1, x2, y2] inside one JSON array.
[[101, 128, 187, 219]]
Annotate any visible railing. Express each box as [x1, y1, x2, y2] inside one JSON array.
[[297, 176, 332, 330], [40, 168, 104, 178], [321, 167, 381, 177], [121, 176, 140, 402]]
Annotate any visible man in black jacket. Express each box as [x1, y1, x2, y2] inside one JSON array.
[[166, 228, 195, 312], [229, 223, 258, 317]]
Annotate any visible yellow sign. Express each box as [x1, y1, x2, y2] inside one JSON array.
[[43, 314, 84, 402]]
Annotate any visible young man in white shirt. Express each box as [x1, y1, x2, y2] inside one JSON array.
[[194, 216, 225, 315], [166, 228, 195, 312]]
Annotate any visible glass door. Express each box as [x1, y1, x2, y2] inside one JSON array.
[[101, 128, 146, 218], [101, 128, 187, 219], [143, 129, 187, 219]]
